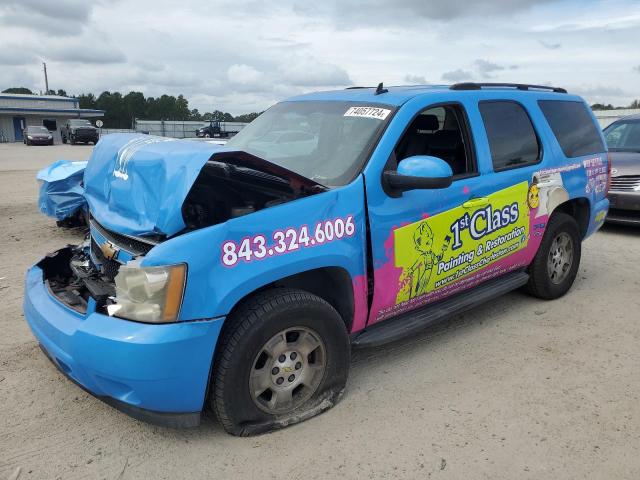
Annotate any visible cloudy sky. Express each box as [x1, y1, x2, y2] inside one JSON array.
[[1, 0, 639, 114]]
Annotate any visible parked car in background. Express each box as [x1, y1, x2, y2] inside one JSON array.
[[603, 114, 640, 225], [24, 83, 609, 435], [61, 119, 99, 145], [23, 126, 54, 145], [196, 120, 238, 138]]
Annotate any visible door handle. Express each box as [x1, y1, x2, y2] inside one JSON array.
[[463, 197, 489, 209]]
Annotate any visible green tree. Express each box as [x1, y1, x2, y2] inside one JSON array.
[[77, 93, 97, 109], [123, 91, 146, 128], [2, 87, 33, 94], [234, 112, 262, 123]]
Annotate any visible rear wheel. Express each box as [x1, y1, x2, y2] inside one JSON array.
[[211, 288, 350, 436], [525, 212, 581, 299]]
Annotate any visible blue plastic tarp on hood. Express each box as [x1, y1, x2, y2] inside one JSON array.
[[83, 134, 224, 237], [36, 159, 88, 221]]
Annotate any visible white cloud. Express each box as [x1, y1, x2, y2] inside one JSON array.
[[227, 64, 264, 86], [442, 69, 474, 82], [0, 0, 639, 113]]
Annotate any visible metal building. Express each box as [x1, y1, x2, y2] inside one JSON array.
[[0, 93, 104, 143]]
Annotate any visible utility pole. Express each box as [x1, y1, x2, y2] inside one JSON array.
[[43, 62, 49, 94]]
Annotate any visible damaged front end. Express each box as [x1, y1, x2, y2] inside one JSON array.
[[40, 214, 185, 325], [38, 227, 152, 317], [39, 134, 326, 323]]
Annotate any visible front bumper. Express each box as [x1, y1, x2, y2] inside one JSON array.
[[23, 264, 224, 427], [607, 191, 640, 225], [70, 131, 99, 141], [27, 137, 53, 145]]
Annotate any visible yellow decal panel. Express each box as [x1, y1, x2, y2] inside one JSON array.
[[394, 182, 531, 304]]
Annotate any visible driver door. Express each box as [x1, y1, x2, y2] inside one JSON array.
[[365, 101, 511, 326]]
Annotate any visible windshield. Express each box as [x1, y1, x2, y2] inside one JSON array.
[[27, 126, 49, 133], [604, 121, 640, 152], [69, 119, 92, 126], [226, 101, 394, 186]]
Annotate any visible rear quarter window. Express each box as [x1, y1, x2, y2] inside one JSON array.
[[538, 100, 605, 157], [479, 101, 541, 171]]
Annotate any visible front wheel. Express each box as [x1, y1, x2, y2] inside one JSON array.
[[211, 288, 350, 436], [525, 212, 581, 300]]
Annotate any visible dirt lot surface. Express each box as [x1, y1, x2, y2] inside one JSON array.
[[1, 142, 639, 480]]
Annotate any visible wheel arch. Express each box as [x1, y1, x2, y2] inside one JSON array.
[[553, 197, 590, 238], [224, 266, 356, 332]]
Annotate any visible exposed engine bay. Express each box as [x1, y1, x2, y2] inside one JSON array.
[[181, 158, 326, 231], [39, 244, 115, 314]]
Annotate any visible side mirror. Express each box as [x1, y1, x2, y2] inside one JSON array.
[[383, 155, 453, 194]]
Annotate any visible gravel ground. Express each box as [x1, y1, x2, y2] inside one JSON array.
[[1, 142, 639, 480]]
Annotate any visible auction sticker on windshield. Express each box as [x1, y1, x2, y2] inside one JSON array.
[[344, 106, 391, 120]]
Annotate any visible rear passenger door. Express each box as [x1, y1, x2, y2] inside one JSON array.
[[473, 99, 551, 274]]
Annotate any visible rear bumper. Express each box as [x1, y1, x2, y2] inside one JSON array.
[[23, 265, 224, 427]]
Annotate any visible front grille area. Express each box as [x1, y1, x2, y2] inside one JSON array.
[[90, 217, 157, 256], [91, 237, 121, 279], [610, 175, 640, 192]]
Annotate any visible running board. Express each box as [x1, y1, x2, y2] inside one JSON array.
[[351, 271, 529, 348]]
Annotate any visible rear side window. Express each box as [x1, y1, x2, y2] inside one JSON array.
[[538, 100, 605, 157], [479, 101, 540, 170]]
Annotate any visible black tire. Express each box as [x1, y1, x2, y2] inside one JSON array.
[[211, 288, 350, 436], [525, 212, 581, 300]]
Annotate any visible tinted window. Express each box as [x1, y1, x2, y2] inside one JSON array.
[[479, 101, 540, 170], [604, 121, 640, 152], [27, 126, 49, 133], [538, 100, 605, 157]]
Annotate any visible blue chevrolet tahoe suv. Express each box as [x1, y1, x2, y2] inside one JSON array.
[[24, 83, 610, 435]]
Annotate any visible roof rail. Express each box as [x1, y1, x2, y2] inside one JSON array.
[[450, 82, 567, 94], [345, 86, 372, 90]]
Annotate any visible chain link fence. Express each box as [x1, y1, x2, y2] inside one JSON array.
[[99, 121, 248, 139]]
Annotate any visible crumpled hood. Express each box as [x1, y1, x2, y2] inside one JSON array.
[[84, 134, 221, 237], [84, 133, 324, 237]]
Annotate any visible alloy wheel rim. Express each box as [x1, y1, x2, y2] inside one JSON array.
[[547, 232, 573, 284], [249, 326, 326, 414]]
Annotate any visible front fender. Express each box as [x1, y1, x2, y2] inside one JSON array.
[[142, 177, 368, 322]]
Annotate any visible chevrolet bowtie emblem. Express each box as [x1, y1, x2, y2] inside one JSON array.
[[100, 240, 119, 260]]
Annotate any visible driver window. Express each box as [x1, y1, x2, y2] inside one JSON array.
[[395, 104, 476, 177]]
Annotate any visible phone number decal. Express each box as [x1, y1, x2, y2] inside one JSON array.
[[221, 215, 356, 267]]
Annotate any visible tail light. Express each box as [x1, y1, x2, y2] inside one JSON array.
[[605, 152, 612, 196]]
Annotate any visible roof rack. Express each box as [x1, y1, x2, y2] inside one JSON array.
[[450, 82, 567, 94]]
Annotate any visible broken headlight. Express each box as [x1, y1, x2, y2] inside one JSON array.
[[108, 262, 186, 323]]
